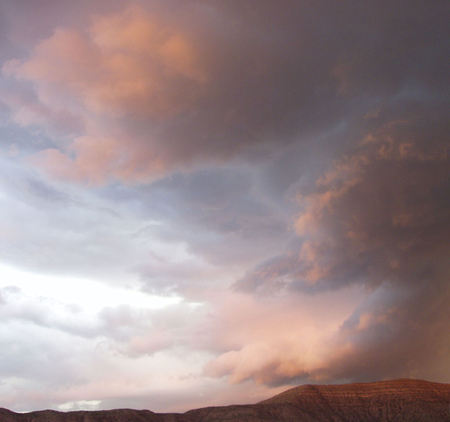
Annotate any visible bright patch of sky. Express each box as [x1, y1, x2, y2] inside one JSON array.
[[0, 263, 182, 314]]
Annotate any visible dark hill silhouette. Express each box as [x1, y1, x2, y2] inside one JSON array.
[[1, 379, 449, 421]]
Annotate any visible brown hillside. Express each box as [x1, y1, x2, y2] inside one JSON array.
[[1, 379, 449, 421]]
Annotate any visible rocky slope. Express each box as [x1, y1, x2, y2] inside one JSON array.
[[1, 379, 448, 421]]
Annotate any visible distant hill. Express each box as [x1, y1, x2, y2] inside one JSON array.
[[1, 379, 449, 421]]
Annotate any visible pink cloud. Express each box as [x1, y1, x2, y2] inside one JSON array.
[[6, 6, 205, 118], [3, 4, 207, 184], [202, 288, 362, 386]]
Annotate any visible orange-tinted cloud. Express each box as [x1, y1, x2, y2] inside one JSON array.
[[3, 0, 447, 186], [203, 288, 361, 386], [30, 134, 169, 184], [6, 5, 205, 118], [3, 4, 207, 183], [232, 105, 450, 384]]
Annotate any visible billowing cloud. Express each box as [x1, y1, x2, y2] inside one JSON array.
[[239, 104, 449, 293], [3, 0, 446, 183], [231, 104, 449, 384], [203, 287, 363, 386], [2, 4, 208, 182], [4, 5, 206, 116]]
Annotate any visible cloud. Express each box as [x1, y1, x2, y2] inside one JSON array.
[[0, 145, 291, 297], [0, 267, 293, 413], [238, 103, 449, 293], [4, 6, 206, 117], [0, 268, 218, 412], [203, 287, 363, 387], [230, 103, 450, 385], [0, 0, 448, 412], [0, 158, 222, 288], [316, 279, 450, 383], [2, 4, 208, 182], [3, 0, 447, 184], [134, 167, 291, 271]]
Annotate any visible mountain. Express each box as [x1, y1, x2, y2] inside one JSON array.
[[1, 379, 449, 421]]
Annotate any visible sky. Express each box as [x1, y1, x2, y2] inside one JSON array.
[[0, 0, 449, 413]]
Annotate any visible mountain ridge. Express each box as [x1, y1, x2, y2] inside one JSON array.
[[1, 379, 449, 421]]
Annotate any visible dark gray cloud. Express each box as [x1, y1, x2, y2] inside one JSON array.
[[3, 0, 447, 182], [319, 277, 450, 383], [238, 102, 449, 293], [232, 101, 450, 384]]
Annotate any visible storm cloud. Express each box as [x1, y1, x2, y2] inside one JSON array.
[[3, 0, 447, 182], [232, 103, 450, 384], [0, 0, 448, 413]]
